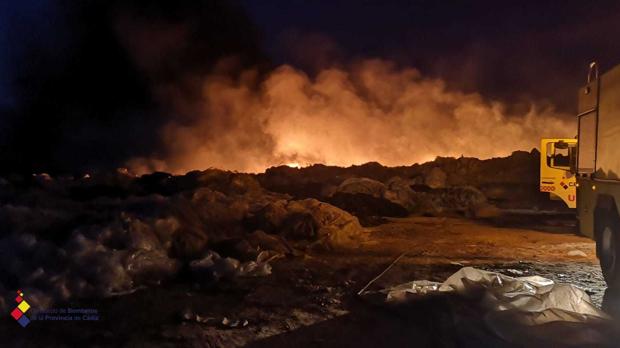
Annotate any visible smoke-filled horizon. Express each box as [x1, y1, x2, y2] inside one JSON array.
[[128, 59, 574, 174], [3, 0, 613, 175]]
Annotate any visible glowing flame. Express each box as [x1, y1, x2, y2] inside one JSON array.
[[128, 59, 575, 174], [286, 162, 302, 169]]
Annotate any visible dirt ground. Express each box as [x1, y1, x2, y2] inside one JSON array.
[[3, 214, 617, 347]]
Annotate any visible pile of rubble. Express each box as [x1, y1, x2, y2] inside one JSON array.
[[327, 176, 496, 219], [0, 170, 364, 313], [0, 150, 564, 313], [258, 150, 542, 198], [256, 150, 566, 224]]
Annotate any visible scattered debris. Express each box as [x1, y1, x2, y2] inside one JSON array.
[[0, 153, 596, 346], [505, 268, 525, 276], [364, 267, 611, 346], [357, 252, 408, 295], [181, 309, 244, 327], [221, 317, 249, 329]]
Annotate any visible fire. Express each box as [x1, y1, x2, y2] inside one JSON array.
[[129, 59, 575, 174], [285, 162, 302, 169]]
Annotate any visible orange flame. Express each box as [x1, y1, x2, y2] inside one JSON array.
[[128, 59, 574, 174]]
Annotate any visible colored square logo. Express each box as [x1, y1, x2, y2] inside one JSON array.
[[17, 315, 30, 328], [17, 300, 30, 313], [11, 308, 23, 320], [15, 296, 22, 303]]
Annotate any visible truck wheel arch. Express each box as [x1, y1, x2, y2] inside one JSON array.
[[593, 195, 620, 287], [594, 195, 620, 257]]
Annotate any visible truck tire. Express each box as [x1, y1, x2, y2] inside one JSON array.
[[597, 213, 620, 288]]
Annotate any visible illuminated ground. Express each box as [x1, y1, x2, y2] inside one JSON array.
[[4, 214, 614, 347]]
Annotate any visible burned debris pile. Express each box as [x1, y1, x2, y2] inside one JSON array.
[[258, 150, 553, 224], [0, 169, 363, 313], [0, 150, 561, 313]]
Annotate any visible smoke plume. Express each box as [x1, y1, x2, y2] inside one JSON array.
[[129, 59, 574, 174], [2, 1, 576, 175], [1, 0, 265, 174]]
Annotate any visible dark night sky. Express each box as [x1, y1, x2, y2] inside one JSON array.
[[239, 0, 620, 112], [1, 0, 620, 173], [3, 1, 620, 111]]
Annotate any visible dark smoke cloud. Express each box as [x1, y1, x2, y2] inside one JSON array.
[[127, 59, 573, 174], [1, 0, 266, 174], [4, 1, 612, 175], [243, 0, 620, 114]]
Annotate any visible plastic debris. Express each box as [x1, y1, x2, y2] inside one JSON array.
[[190, 250, 275, 284], [221, 317, 249, 328], [505, 268, 525, 276], [237, 261, 272, 277], [364, 267, 612, 346]]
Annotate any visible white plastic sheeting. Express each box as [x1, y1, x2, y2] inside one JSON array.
[[368, 267, 614, 345], [382, 267, 607, 322]]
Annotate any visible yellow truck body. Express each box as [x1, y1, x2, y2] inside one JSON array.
[[539, 138, 577, 208]]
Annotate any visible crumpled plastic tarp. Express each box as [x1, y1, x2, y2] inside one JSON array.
[[366, 267, 614, 346]]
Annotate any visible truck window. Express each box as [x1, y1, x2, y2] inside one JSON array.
[[546, 142, 571, 168], [546, 142, 554, 167], [554, 147, 570, 167]]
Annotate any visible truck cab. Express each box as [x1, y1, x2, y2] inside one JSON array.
[[540, 138, 577, 208]]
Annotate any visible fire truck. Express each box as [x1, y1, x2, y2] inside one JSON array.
[[544, 62, 620, 288]]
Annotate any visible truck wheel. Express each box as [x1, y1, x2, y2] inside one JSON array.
[[598, 214, 620, 288]]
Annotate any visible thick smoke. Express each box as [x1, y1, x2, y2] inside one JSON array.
[[3, 1, 576, 175], [1, 0, 265, 174], [129, 59, 574, 174]]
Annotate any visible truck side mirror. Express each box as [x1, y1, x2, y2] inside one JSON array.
[[569, 146, 577, 174]]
